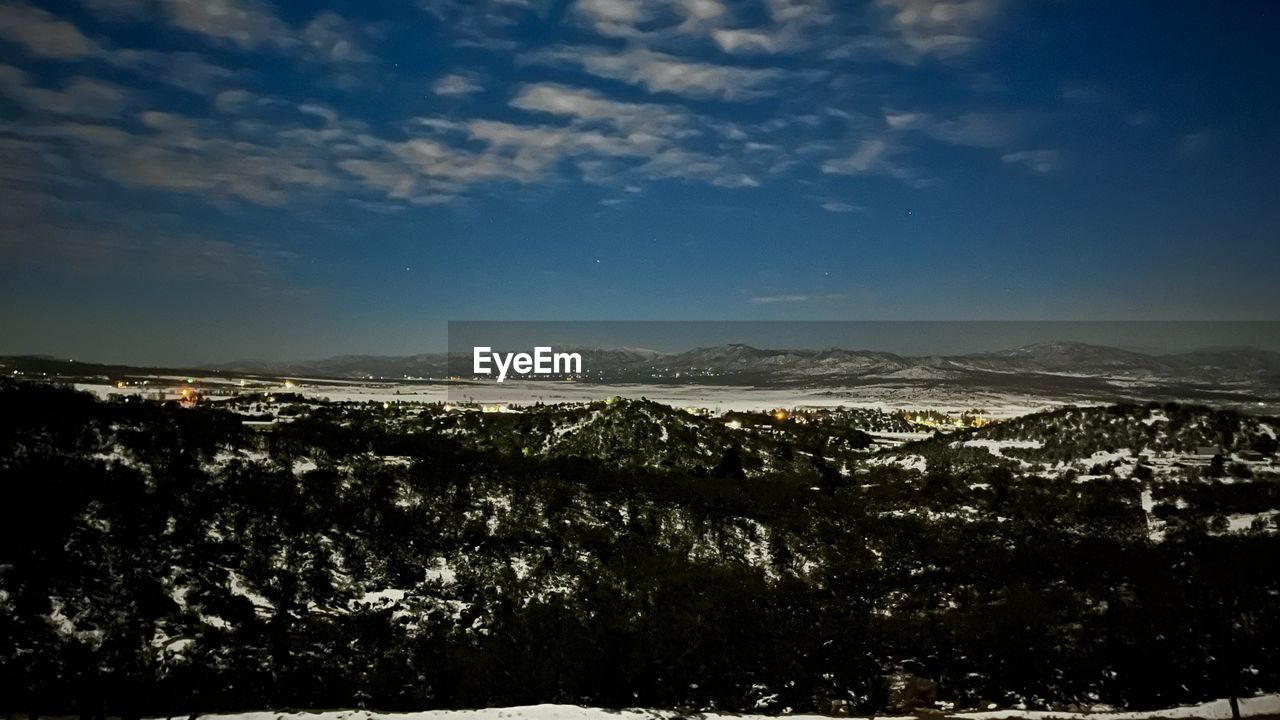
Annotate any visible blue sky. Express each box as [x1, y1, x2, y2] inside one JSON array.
[[0, 0, 1277, 363]]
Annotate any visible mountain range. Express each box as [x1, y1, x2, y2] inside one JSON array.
[[205, 341, 1280, 386], [5, 342, 1279, 392]]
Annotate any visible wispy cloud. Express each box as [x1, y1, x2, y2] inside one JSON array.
[[77, 0, 150, 20], [156, 0, 373, 62], [884, 109, 1025, 148], [0, 2, 101, 59], [434, 72, 484, 96], [0, 65, 129, 118], [524, 46, 810, 101], [1177, 130, 1219, 158], [821, 136, 929, 187], [749, 293, 843, 304], [1001, 149, 1058, 173], [339, 80, 771, 205], [874, 0, 1003, 62], [571, 0, 728, 40], [821, 200, 863, 213], [1060, 82, 1102, 103], [0, 0, 1029, 216], [1, 98, 351, 207]]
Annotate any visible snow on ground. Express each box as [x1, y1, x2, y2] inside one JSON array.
[[424, 556, 457, 585], [960, 439, 1045, 457], [1219, 509, 1280, 534], [1140, 487, 1166, 542], [448, 380, 1072, 418], [872, 431, 937, 442], [954, 693, 1280, 719], [353, 588, 407, 608], [161, 693, 1280, 720], [91, 445, 137, 467], [228, 571, 274, 617], [75, 377, 1075, 419], [1084, 449, 1138, 467], [868, 454, 928, 472]]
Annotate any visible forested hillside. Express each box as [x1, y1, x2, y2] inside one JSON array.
[[1, 382, 1277, 716]]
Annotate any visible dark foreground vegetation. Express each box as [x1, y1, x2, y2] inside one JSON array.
[[0, 382, 1277, 716]]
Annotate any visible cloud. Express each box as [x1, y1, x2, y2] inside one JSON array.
[[77, 0, 150, 19], [434, 72, 484, 96], [298, 103, 339, 125], [508, 84, 768, 187], [0, 0, 1022, 216], [338, 121, 630, 206], [571, 0, 728, 39], [749, 293, 842, 304], [712, 28, 785, 54], [822, 136, 935, 188], [1, 0, 363, 95], [339, 157, 450, 205], [2, 97, 360, 207], [301, 12, 375, 62], [0, 65, 128, 118], [159, 0, 288, 49], [884, 109, 1023, 147], [822, 137, 897, 175], [821, 200, 863, 213], [711, 0, 830, 55], [574, 0, 648, 34], [1177, 130, 1219, 158], [638, 147, 759, 187], [510, 82, 695, 137], [874, 0, 1002, 62], [213, 88, 258, 113], [0, 2, 101, 59], [525, 46, 806, 101], [335, 78, 774, 204], [1060, 82, 1102, 103], [1001, 149, 1057, 173], [109, 49, 237, 93], [563, 0, 1003, 67], [158, 0, 372, 62], [568, 0, 828, 59], [0, 4, 240, 94], [97, 143, 333, 206], [419, 0, 553, 49], [1128, 110, 1155, 127]]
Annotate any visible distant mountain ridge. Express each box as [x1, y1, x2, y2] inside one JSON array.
[[5, 341, 1278, 389], [201, 341, 1280, 386]]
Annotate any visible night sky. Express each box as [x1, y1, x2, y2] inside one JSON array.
[[1, 0, 1278, 364]]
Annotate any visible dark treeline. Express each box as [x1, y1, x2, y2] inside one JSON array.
[[0, 382, 1277, 716]]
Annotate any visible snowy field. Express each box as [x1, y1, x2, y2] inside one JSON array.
[[158, 694, 1280, 720], [446, 380, 1075, 417], [76, 377, 1079, 418]]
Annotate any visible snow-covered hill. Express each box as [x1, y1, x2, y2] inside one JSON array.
[[181, 693, 1280, 720]]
